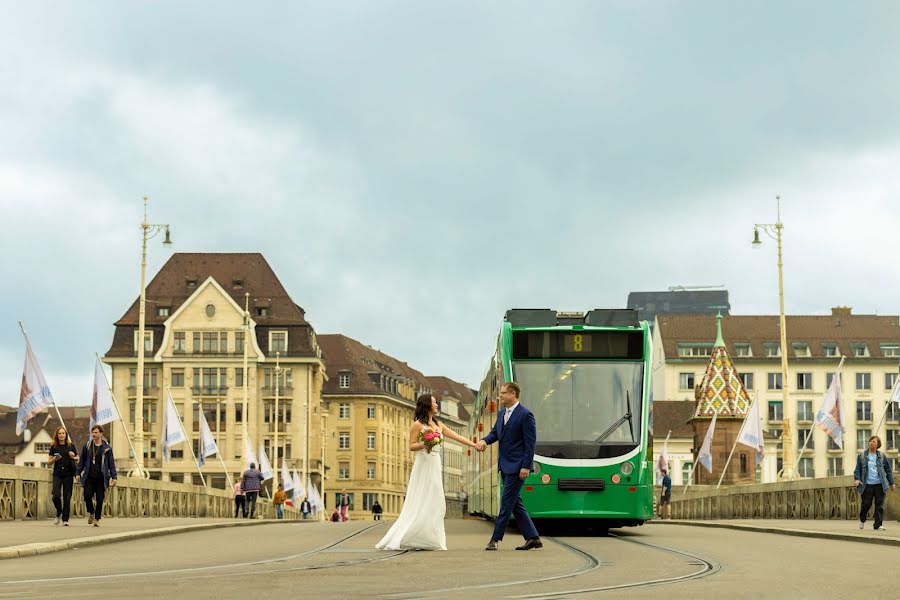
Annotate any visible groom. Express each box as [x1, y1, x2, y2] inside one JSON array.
[[476, 381, 542, 551]]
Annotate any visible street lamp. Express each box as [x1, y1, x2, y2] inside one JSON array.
[[273, 351, 282, 489], [134, 195, 172, 478], [752, 195, 793, 478]]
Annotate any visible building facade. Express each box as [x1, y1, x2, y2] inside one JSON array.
[[653, 308, 900, 479], [318, 334, 468, 520], [103, 253, 328, 498]]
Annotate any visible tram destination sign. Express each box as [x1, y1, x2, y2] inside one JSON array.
[[512, 330, 643, 359]]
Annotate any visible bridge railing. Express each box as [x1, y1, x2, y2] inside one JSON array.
[[0, 464, 302, 521], [670, 475, 900, 521]]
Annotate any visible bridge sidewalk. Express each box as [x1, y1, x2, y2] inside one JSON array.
[[655, 518, 900, 547], [0, 517, 293, 559]]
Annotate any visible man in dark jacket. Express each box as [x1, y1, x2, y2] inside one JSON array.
[[853, 435, 895, 531], [240, 463, 264, 518], [75, 425, 117, 526]]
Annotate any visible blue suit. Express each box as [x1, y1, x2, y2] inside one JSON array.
[[482, 403, 539, 542]]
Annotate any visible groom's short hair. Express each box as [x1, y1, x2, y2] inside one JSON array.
[[503, 382, 521, 398]]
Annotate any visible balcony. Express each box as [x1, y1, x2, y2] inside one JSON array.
[[265, 422, 289, 433], [127, 386, 160, 396], [261, 386, 294, 396], [191, 387, 229, 397]]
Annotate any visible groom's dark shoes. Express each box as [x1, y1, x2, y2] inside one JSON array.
[[516, 537, 543, 551], [485, 540, 498, 551]]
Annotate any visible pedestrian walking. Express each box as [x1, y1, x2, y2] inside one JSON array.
[[75, 425, 117, 526], [240, 462, 264, 519], [48, 426, 77, 526], [233, 479, 246, 518], [371, 499, 383, 521], [853, 435, 895, 531], [300, 498, 311, 520], [339, 490, 350, 522], [273, 484, 286, 519], [659, 468, 672, 519]]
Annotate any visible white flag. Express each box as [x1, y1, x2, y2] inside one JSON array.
[[90, 362, 118, 430], [890, 376, 900, 405], [258, 442, 274, 481], [697, 413, 717, 473], [16, 338, 56, 436], [197, 407, 218, 469], [310, 482, 323, 512], [244, 435, 258, 470], [291, 469, 305, 503], [736, 396, 765, 463], [815, 371, 844, 448], [280, 461, 293, 493], [162, 391, 188, 463]]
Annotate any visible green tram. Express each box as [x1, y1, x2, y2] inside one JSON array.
[[467, 309, 654, 528]]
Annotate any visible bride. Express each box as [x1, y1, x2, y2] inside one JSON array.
[[376, 394, 480, 551]]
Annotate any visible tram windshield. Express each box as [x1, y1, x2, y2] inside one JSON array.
[[512, 361, 644, 460]]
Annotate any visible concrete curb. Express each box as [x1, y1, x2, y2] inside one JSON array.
[[652, 519, 900, 547], [0, 519, 298, 560]]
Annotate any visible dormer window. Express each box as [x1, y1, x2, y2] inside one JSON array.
[[339, 373, 350, 389], [256, 307, 269, 317], [792, 343, 811, 358], [881, 344, 900, 358], [157, 307, 170, 317], [763, 342, 782, 358], [186, 278, 197, 288], [734, 343, 752, 358], [822, 343, 839, 357], [677, 344, 713, 357], [232, 278, 244, 289], [851, 343, 869, 358]]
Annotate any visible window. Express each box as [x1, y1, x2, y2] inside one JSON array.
[[798, 428, 814, 450], [856, 373, 871, 391], [888, 402, 900, 424], [886, 372, 899, 392], [270, 331, 288, 353], [367, 432, 376, 450], [170, 448, 184, 459], [768, 401, 783, 422], [339, 462, 350, 479], [171, 369, 185, 387], [739, 372, 754, 390], [796, 373, 813, 391], [367, 463, 376, 480], [339, 432, 350, 450], [734, 344, 752, 358], [739, 453, 749, 475], [36, 443, 51, 453], [677, 344, 712, 357], [256, 307, 268, 317], [235, 331, 245, 353], [339, 403, 350, 419], [767, 373, 783, 390], [363, 493, 378, 511], [174, 332, 186, 352], [134, 330, 153, 353], [187, 278, 197, 288], [851, 343, 870, 358], [796, 458, 814, 478], [339, 373, 350, 389], [234, 403, 243, 423], [157, 307, 170, 317], [130, 368, 158, 389], [792, 343, 810, 357], [129, 400, 158, 424], [828, 457, 843, 477], [857, 429, 872, 451], [826, 372, 842, 389], [205, 303, 216, 318], [797, 400, 813, 422], [887, 429, 900, 452], [232, 278, 243, 289], [828, 436, 841, 450], [682, 461, 693, 485], [763, 343, 781, 358], [235, 367, 245, 388], [367, 404, 376, 419], [679, 373, 695, 390], [822, 343, 839, 357], [881, 344, 900, 358], [857, 401, 872, 421]]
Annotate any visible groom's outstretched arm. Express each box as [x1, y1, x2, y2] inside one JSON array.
[[481, 414, 500, 447]]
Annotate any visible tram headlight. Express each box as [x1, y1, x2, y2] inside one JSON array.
[[532, 462, 541, 474], [620, 461, 634, 475]]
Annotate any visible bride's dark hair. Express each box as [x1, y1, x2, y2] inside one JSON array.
[[414, 394, 440, 427]]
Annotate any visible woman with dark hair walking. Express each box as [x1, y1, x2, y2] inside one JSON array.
[[48, 426, 77, 526], [376, 394, 480, 550], [75, 425, 117, 526]]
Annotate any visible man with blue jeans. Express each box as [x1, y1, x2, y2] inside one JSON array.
[[853, 435, 895, 531]]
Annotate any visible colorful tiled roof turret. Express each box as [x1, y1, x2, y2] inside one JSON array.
[[693, 313, 752, 418]]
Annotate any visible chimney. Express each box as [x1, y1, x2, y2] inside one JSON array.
[[831, 306, 852, 317]]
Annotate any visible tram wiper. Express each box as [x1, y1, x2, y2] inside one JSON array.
[[594, 391, 634, 444]]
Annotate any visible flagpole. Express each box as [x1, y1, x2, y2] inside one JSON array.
[[95, 353, 144, 478], [18, 322, 68, 434], [682, 452, 700, 496], [716, 419, 740, 490], [792, 357, 846, 480], [168, 388, 206, 488], [217, 454, 234, 489]]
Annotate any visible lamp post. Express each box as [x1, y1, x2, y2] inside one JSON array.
[[273, 351, 282, 489], [752, 195, 793, 478], [134, 195, 172, 478]]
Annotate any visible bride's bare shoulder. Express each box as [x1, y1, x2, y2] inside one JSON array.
[[409, 420, 424, 431]]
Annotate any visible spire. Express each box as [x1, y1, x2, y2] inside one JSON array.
[[692, 314, 751, 419], [715, 312, 725, 347]]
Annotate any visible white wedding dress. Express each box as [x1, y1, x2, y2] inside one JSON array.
[[375, 441, 447, 551]]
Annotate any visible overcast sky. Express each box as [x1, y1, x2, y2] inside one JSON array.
[[2, 2, 900, 408]]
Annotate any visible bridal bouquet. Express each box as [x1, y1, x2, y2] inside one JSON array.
[[420, 430, 443, 453]]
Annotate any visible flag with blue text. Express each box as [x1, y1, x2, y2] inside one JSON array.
[[258, 442, 274, 481], [890, 376, 900, 405], [198, 408, 218, 469], [162, 391, 188, 463], [291, 469, 305, 505], [16, 337, 56, 436], [90, 362, 118, 430], [736, 395, 764, 463], [280, 461, 293, 494], [697, 413, 717, 473], [815, 371, 844, 448]]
